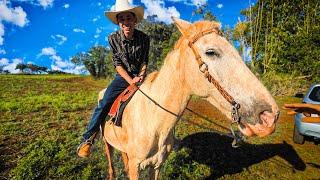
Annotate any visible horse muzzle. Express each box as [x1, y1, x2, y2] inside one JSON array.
[[238, 110, 279, 137]]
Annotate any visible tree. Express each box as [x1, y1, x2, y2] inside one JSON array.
[[72, 46, 114, 78], [240, 0, 320, 77], [15, 63, 27, 73], [193, 3, 218, 21]]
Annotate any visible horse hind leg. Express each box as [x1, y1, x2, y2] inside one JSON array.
[[103, 138, 115, 180]]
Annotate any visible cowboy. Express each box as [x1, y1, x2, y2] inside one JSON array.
[[77, 0, 150, 158]]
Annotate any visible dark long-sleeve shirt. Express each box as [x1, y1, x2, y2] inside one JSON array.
[[108, 29, 150, 76]]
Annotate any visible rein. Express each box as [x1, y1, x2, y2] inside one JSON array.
[[187, 28, 242, 147], [137, 87, 243, 148]]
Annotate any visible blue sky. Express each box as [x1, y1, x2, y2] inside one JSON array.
[[0, 0, 254, 74]]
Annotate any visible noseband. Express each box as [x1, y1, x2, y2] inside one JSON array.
[[187, 28, 242, 147]]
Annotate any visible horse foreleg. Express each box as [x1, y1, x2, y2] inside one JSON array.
[[103, 139, 114, 180], [128, 159, 140, 180], [149, 168, 160, 180], [121, 152, 129, 174]]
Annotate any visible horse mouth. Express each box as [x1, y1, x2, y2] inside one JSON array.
[[238, 111, 277, 137], [238, 122, 276, 137]]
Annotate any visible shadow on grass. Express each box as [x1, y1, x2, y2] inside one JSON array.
[[180, 132, 306, 179]]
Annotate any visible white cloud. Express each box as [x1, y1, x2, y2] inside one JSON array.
[[94, 34, 99, 39], [0, 2, 28, 27], [38, 0, 54, 9], [168, 0, 207, 7], [97, 2, 102, 6], [38, 46, 84, 74], [217, 3, 223, 9], [2, 58, 23, 73], [73, 28, 85, 33], [40, 47, 56, 56], [0, 49, 6, 54], [51, 64, 87, 74], [92, 16, 101, 23], [0, 58, 9, 66], [96, 28, 102, 34], [0, 23, 4, 45], [63, 4, 69, 9], [0, 2, 29, 45], [51, 34, 67, 45], [191, 0, 207, 7], [141, 0, 180, 24]]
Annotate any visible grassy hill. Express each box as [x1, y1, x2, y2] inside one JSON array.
[[0, 75, 319, 179]]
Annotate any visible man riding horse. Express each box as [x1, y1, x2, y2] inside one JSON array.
[[77, 0, 150, 158]]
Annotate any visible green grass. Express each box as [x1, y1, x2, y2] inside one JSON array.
[[0, 74, 319, 179]]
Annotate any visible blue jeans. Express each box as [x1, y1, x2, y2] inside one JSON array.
[[83, 74, 129, 140]]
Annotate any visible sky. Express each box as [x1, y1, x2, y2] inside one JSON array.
[[0, 0, 254, 74]]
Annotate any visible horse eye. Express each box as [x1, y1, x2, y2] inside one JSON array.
[[205, 49, 219, 57]]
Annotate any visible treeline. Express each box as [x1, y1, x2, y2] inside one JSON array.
[[13, 63, 68, 74], [233, 0, 320, 79]]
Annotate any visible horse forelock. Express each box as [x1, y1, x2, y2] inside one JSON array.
[[174, 20, 222, 50]]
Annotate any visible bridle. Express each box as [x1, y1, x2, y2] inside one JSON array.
[[186, 28, 243, 147]]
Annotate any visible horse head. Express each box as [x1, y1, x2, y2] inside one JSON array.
[[173, 18, 279, 137]]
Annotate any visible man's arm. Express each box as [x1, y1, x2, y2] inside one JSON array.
[[116, 65, 140, 85]]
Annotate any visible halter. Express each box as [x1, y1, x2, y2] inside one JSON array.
[[187, 28, 242, 147]]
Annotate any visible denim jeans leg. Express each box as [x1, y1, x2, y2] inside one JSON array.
[[82, 74, 129, 140]]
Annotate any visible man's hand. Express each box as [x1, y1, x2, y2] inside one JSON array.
[[283, 103, 320, 115], [131, 76, 142, 85]]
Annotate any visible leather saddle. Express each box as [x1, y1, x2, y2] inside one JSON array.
[[108, 84, 138, 126]]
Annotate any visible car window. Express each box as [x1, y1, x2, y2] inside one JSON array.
[[308, 86, 320, 102]]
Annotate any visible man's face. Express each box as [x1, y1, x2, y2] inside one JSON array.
[[117, 12, 137, 38]]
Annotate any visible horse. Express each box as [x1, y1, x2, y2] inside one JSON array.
[[100, 18, 280, 179]]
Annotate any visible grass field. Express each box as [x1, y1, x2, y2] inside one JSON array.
[[0, 75, 319, 179]]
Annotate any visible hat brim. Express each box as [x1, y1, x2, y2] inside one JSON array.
[[105, 6, 144, 25]]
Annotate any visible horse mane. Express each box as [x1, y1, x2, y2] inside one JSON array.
[[144, 71, 159, 83]]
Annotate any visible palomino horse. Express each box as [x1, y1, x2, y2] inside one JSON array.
[[100, 18, 279, 179]]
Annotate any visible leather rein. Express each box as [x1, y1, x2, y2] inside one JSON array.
[[186, 28, 243, 147]]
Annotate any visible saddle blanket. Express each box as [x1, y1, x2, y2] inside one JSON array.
[[108, 84, 138, 126]]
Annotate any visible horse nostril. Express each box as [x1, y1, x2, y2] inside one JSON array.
[[259, 110, 276, 127]]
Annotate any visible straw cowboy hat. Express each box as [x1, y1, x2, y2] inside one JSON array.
[[105, 0, 144, 25]]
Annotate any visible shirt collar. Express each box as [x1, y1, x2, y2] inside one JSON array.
[[120, 29, 136, 43]]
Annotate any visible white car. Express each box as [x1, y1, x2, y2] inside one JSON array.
[[293, 83, 320, 144]]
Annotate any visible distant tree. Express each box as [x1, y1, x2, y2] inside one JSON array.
[[72, 46, 114, 78], [193, 3, 218, 21], [15, 63, 27, 73], [47, 70, 68, 74], [0, 65, 4, 74], [38, 66, 48, 74], [27, 64, 38, 73], [3, 70, 10, 74]]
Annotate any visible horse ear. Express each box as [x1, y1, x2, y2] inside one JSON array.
[[172, 17, 191, 36]]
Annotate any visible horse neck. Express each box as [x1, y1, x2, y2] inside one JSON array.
[[143, 50, 192, 124]]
